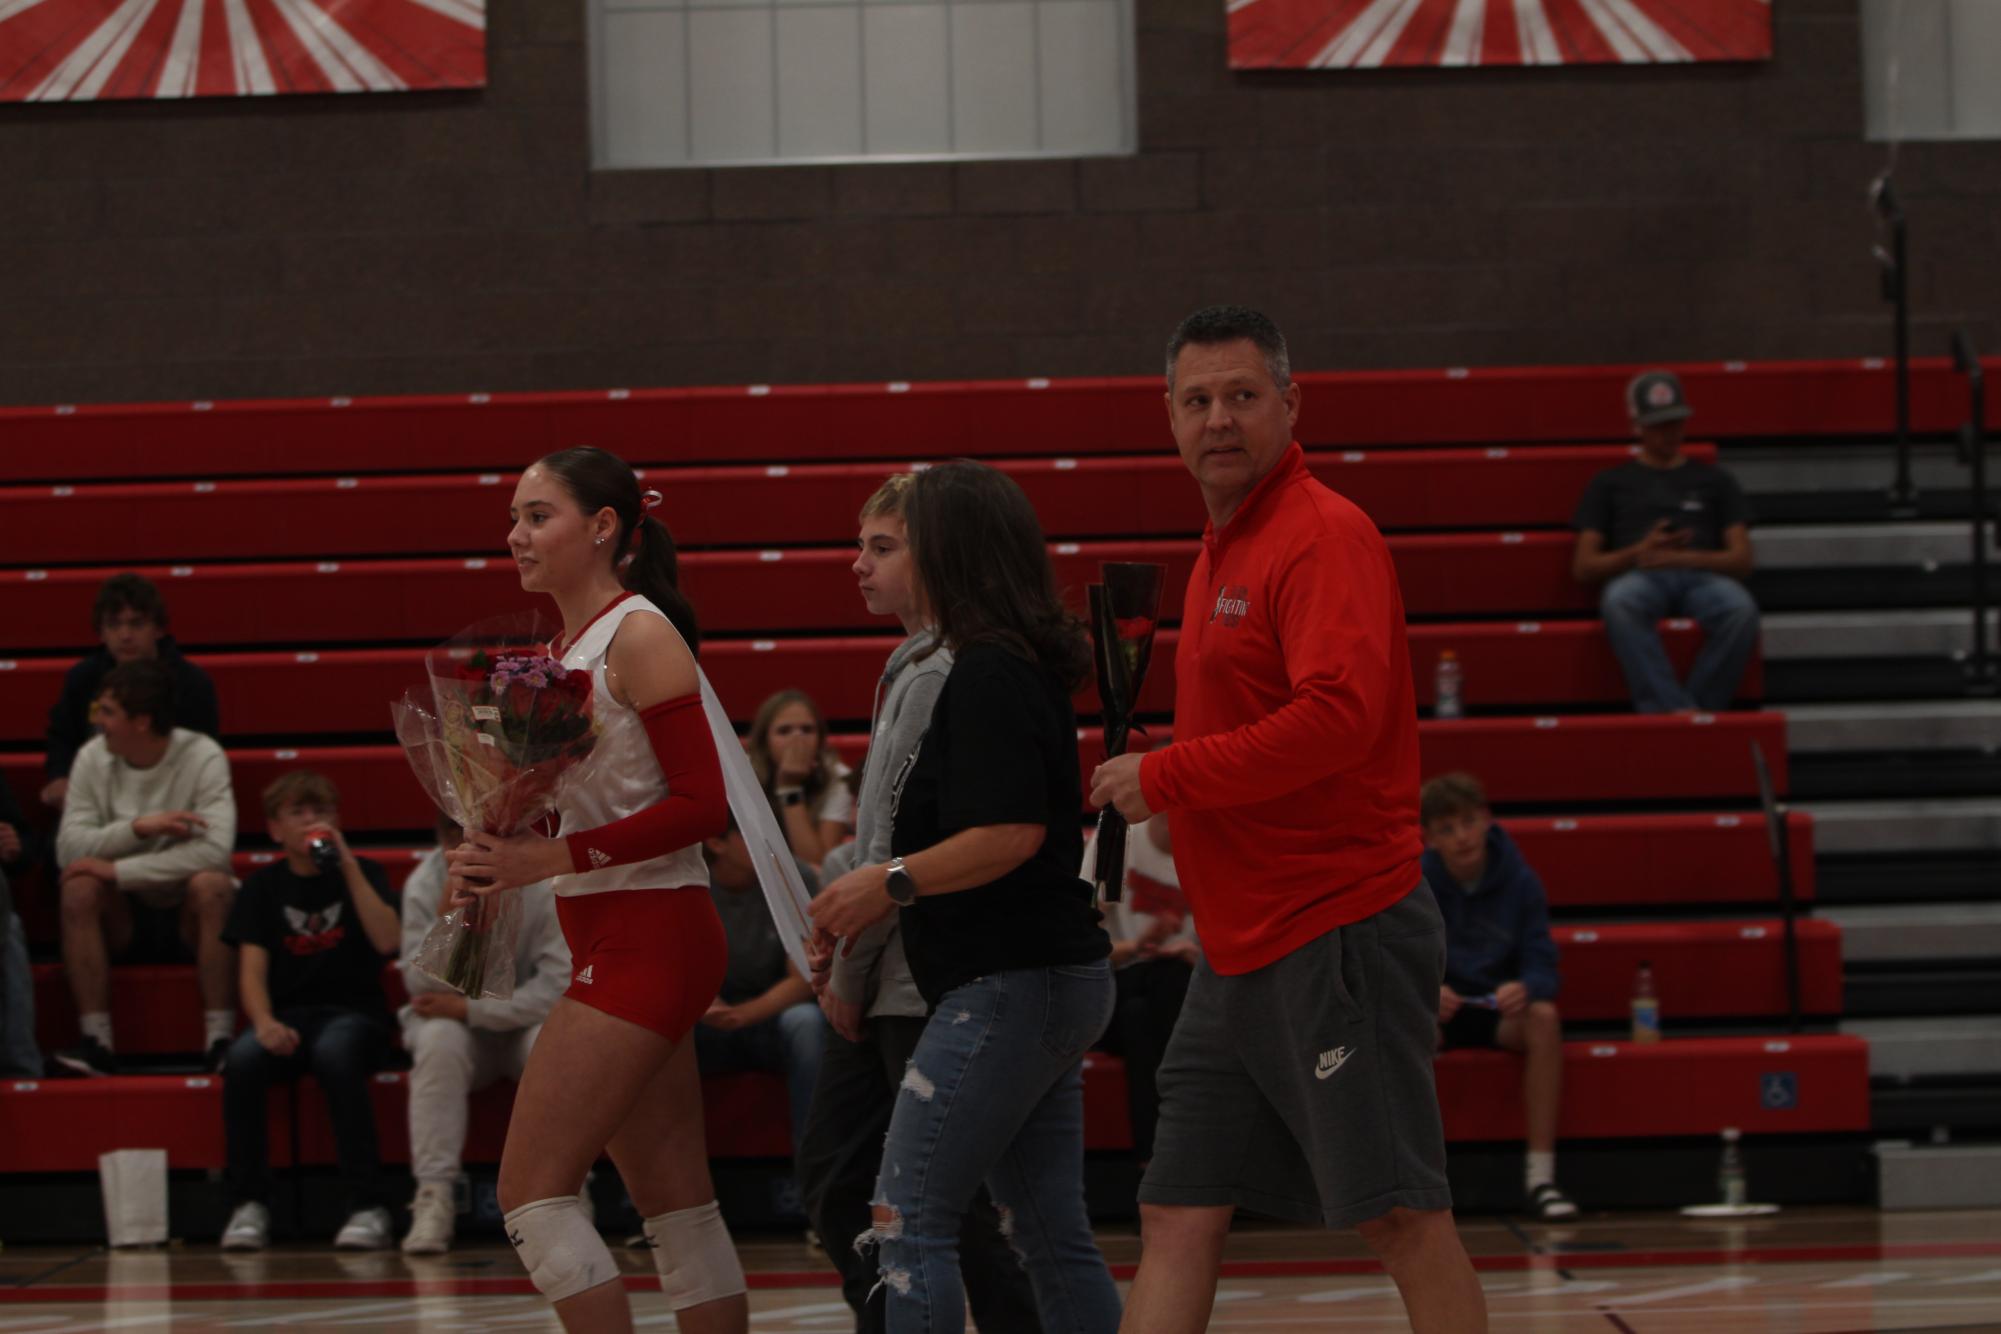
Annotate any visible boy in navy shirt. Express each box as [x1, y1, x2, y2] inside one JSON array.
[[1421, 772, 1575, 1221]]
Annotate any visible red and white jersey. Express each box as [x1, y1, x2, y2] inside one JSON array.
[[550, 595, 709, 898]]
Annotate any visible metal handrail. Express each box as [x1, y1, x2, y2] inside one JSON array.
[[1749, 741, 1800, 1035], [1951, 331, 1994, 692], [1874, 174, 1916, 512]]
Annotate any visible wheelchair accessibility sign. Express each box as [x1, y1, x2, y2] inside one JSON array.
[[1760, 1072, 1798, 1111]]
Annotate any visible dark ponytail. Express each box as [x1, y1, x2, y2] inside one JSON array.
[[627, 513, 701, 653], [534, 446, 702, 654]]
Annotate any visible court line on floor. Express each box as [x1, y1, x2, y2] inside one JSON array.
[[7, 1239, 2001, 1305], [3, 1253, 97, 1292], [1500, 1213, 1577, 1281]]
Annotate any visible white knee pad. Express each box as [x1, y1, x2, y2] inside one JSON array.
[[642, 1200, 746, 1311], [504, 1197, 618, 1303]]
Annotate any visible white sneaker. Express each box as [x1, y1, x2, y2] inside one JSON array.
[[401, 1183, 456, 1255], [334, 1206, 394, 1251], [220, 1201, 270, 1251]]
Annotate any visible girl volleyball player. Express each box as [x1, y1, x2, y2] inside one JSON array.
[[449, 447, 747, 1334]]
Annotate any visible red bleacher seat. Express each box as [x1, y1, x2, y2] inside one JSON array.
[[0, 359, 1980, 484], [1435, 1035, 1870, 1140], [0, 546, 1192, 649], [1550, 919, 1842, 1021], [0, 618, 1760, 745], [32, 959, 415, 1059], [0, 1069, 785, 1174], [1424, 711, 1787, 803], [0, 712, 1788, 835], [1411, 618, 1762, 708], [0, 445, 1713, 563], [0, 1034, 1870, 1175], [34, 916, 1836, 1058], [1509, 811, 1815, 907], [32, 964, 212, 1058], [4, 534, 1591, 653]]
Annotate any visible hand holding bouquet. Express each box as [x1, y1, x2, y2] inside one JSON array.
[[394, 612, 600, 1000]]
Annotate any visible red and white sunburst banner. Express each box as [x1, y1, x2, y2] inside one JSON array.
[[1229, 0, 1771, 69], [0, 0, 485, 102]]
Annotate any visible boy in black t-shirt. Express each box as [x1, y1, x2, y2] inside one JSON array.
[[217, 771, 402, 1252], [1572, 370, 1761, 714]]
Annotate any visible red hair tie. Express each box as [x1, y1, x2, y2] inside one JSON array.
[[641, 489, 664, 511]]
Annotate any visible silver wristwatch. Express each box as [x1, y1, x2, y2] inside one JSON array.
[[884, 857, 919, 906]]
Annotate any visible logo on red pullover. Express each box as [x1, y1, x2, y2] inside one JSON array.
[[1211, 585, 1250, 627]]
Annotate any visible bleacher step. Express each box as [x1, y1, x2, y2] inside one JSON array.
[[1731, 443, 1968, 497], [1875, 1143, 2001, 1211], [1816, 852, 2001, 905], [1755, 522, 1980, 569], [1761, 609, 1999, 660], [1820, 903, 2001, 963], [1786, 701, 2001, 753], [1799, 799, 2001, 854], [1844, 1016, 2001, 1082]]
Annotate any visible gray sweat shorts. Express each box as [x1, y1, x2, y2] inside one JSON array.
[[1137, 882, 1455, 1230]]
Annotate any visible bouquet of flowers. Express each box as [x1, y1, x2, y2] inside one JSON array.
[[393, 611, 600, 1000]]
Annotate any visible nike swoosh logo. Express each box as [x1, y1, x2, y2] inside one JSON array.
[[1315, 1050, 1352, 1080]]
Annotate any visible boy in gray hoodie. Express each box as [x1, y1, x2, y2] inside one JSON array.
[[798, 476, 1041, 1333]]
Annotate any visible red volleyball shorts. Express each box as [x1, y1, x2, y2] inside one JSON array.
[[554, 886, 728, 1042]]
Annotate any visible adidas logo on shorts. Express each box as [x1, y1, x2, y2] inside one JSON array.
[[576, 965, 595, 985], [587, 847, 612, 869], [1314, 1046, 1353, 1080]]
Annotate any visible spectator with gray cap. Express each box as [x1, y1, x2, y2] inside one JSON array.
[[1571, 370, 1760, 714]]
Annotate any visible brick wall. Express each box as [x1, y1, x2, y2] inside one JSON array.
[[2, 0, 1997, 406]]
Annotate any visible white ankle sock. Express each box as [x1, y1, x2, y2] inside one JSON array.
[[204, 1010, 236, 1047], [1526, 1151, 1556, 1192], [81, 1013, 114, 1050]]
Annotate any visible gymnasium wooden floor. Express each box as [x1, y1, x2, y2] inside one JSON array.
[[2, 1209, 1997, 1331]]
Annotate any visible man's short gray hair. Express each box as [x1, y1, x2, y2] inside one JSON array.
[[1165, 306, 1291, 390]]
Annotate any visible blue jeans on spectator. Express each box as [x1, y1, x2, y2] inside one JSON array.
[[695, 1000, 828, 1151], [867, 962, 1120, 1334], [1601, 569, 1761, 714], [1, 905, 41, 1078], [224, 1006, 391, 1214]]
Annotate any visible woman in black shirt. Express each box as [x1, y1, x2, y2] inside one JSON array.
[[811, 461, 1119, 1332]]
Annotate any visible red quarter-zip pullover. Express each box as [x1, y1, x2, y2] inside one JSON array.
[[1138, 442, 1422, 975]]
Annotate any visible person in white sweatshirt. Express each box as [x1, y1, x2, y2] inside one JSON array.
[[53, 660, 237, 1077], [397, 812, 570, 1255]]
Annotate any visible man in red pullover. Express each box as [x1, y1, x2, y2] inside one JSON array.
[[1091, 307, 1488, 1333]]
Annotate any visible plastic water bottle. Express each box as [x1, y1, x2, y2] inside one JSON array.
[[1631, 960, 1661, 1043], [1434, 651, 1463, 720], [1718, 1127, 1747, 1208]]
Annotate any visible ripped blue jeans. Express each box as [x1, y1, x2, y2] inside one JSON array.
[[864, 962, 1121, 1333]]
